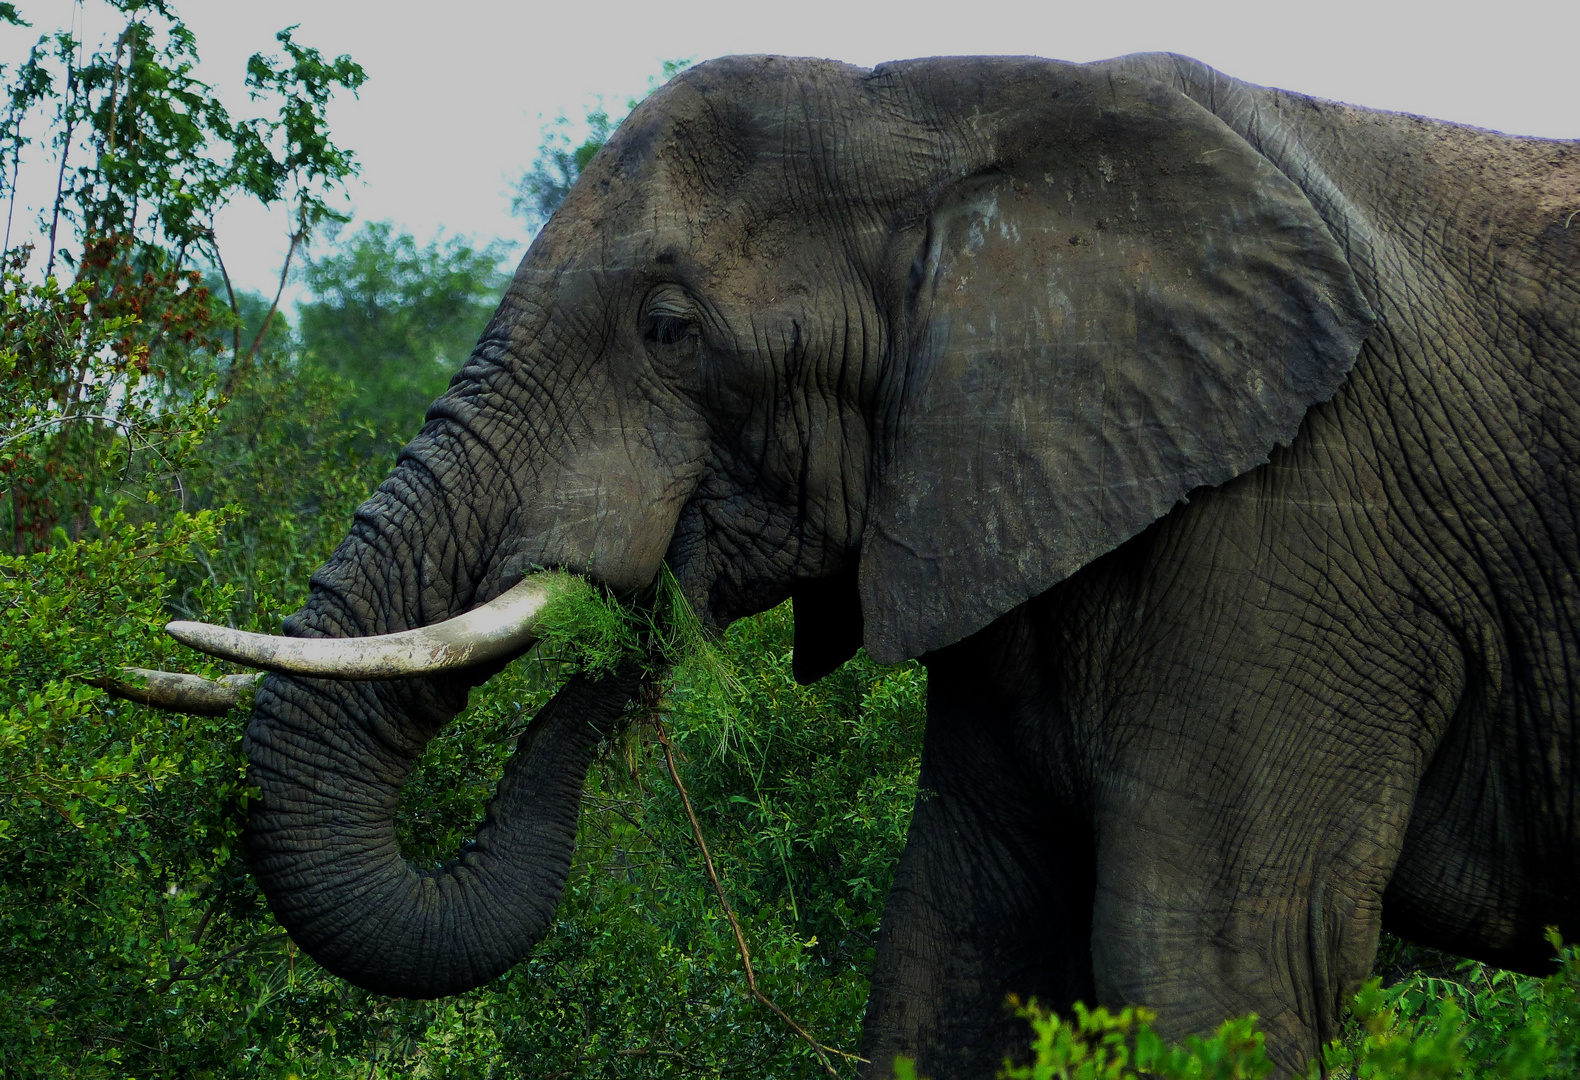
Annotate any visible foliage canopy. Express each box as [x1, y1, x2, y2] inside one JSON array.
[[295, 221, 509, 435]]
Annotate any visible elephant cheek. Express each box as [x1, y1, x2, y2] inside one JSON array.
[[587, 499, 681, 591], [553, 458, 693, 593]]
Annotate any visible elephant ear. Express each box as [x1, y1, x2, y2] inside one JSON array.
[[859, 72, 1375, 664]]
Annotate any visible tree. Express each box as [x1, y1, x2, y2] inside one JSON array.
[[296, 221, 510, 437], [21, 8, 364, 377], [0, 1, 365, 552], [0, 7, 387, 1075]]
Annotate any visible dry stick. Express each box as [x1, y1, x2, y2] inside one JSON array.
[[207, 237, 244, 367], [241, 213, 305, 368], [653, 717, 862, 1076], [44, 77, 74, 277]]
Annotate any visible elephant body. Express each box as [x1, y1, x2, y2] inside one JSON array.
[[236, 53, 1580, 1078], [863, 58, 1580, 1075]]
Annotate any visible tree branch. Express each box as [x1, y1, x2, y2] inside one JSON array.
[[654, 717, 861, 1075], [239, 207, 305, 375], [153, 931, 289, 995], [45, 70, 75, 278], [205, 234, 243, 368]]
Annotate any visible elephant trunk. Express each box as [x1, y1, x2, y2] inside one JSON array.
[[243, 665, 640, 997], [237, 362, 662, 996]]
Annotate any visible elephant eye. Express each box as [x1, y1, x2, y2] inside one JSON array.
[[642, 287, 699, 350], [644, 312, 695, 346]]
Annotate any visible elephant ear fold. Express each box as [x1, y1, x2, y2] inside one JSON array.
[[858, 79, 1375, 664]]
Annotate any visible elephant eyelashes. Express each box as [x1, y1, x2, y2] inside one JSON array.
[[644, 313, 695, 346], [641, 284, 699, 352]]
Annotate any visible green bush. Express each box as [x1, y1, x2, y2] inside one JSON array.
[[1317, 929, 1580, 1078], [888, 933, 1580, 1080], [891, 1000, 1272, 1080]]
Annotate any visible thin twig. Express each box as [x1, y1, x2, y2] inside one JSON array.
[[585, 788, 672, 857], [0, 412, 137, 453], [653, 716, 862, 1075], [186, 880, 228, 954], [615, 1046, 697, 1063], [0, 411, 179, 502], [45, 68, 74, 278], [240, 213, 305, 371], [243, 231, 297, 364], [102, 25, 133, 156], [205, 233, 243, 367], [153, 932, 289, 995], [4, 133, 21, 254], [44, 18, 87, 279]]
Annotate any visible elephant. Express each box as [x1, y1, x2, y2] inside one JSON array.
[[159, 52, 1580, 1078]]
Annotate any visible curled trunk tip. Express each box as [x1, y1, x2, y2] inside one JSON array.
[[244, 667, 645, 998]]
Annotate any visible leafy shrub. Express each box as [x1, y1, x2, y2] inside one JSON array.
[[891, 999, 1272, 1080], [1318, 929, 1580, 1078], [889, 933, 1580, 1080]]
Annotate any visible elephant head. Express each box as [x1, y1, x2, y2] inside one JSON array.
[[174, 55, 1373, 999]]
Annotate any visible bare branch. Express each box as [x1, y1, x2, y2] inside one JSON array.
[[0, 412, 135, 454], [153, 932, 289, 995], [240, 206, 306, 375], [204, 234, 245, 386], [654, 716, 862, 1075]]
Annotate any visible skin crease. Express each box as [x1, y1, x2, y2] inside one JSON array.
[[238, 53, 1580, 1080]]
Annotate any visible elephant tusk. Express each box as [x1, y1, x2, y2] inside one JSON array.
[[164, 573, 572, 679], [91, 668, 262, 716]]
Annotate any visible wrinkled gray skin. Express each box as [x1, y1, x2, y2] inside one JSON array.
[[242, 53, 1580, 1077]]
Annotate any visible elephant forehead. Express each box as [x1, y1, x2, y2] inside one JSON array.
[[529, 188, 879, 308], [532, 58, 902, 264]]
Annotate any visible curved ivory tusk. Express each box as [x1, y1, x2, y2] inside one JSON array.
[[164, 573, 572, 679], [92, 668, 262, 716]]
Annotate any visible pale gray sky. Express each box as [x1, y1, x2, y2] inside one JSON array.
[[4, 0, 1576, 304]]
